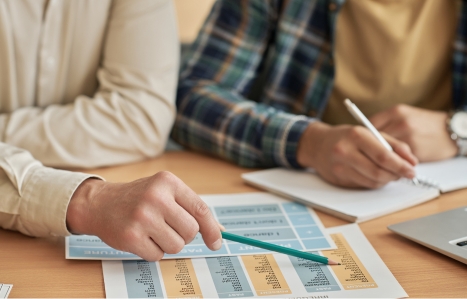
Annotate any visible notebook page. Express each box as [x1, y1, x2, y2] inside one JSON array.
[[416, 157, 467, 193], [242, 168, 439, 222]]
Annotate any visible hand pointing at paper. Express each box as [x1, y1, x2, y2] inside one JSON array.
[[66, 172, 222, 262]]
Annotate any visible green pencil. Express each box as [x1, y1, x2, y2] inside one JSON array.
[[221, 231, 340, 265]]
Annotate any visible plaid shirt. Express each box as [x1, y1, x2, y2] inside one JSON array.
[[173, 0, 467, 168]]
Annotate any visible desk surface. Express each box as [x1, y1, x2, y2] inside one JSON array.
[[1, 151, 466, 298]]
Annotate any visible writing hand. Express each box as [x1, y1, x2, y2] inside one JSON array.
[[66, 172, 222, 261], [297, 122, 418, 189], [370, 104, 457, 162]]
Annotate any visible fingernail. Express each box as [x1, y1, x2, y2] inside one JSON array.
[[212, 238, 222, 251], [218, 223, 226, 232]]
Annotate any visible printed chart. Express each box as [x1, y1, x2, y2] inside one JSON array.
[[66, 193, 335, 260], [103, 224, 407, 298]]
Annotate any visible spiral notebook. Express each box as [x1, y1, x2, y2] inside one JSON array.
[[242, 157, 467, 223]]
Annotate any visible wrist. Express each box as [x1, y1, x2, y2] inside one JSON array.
[[447, 110, 467, 156], [66, 178, 106, 235], [297, 122, 332, 168]]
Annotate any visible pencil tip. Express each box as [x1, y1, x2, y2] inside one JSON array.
[[328, 259, 340, 265]]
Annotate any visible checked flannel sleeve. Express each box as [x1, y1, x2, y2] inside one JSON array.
[[173, 0, 314, 168]]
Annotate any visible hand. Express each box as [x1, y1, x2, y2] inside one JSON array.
[[66, 172, 222, 261], [370, 105, 457, 162], [297, 122, 418, 189]]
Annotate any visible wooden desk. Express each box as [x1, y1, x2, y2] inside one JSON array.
[[1, 151, 466, 297]]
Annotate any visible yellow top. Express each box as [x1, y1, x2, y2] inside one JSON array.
[[322, 0, 458, 125]]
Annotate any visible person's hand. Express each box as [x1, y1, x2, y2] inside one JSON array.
[[66, 172, 222, 261], [297, 122, 418, 189], [370, 105, 458, 162]]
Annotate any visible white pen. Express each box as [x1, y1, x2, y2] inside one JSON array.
[[343, 98, 419, 185]]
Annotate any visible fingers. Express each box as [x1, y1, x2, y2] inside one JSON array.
[[149, 223, 186, 255], [330, 140, 398, 188], [116, 228, 165, 262], [164, 201, 199, 244], [347, 150, 400, 184], [383, 133, 418, 166], [352, 127, 415, 178], [137, 238, 164, 262], [171, 177, 222, 251], [91, 171, 224, 263], [344, 167, 388, 189]]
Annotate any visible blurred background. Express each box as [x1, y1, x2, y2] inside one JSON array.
[[174, 0, 215, 45], [167, 0, 215, 150]]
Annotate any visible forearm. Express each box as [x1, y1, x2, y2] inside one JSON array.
[[0, 90, 174, 168], [0, 143, 100, 237], [174, 82, 314, 168], [0, 0, 179, 168]]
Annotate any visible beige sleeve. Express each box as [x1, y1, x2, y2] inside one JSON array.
[[0, 143, 100, 237], [0, 0, 179, 168]]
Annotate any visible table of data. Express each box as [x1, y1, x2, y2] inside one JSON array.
[[66, 195, 334, 260]]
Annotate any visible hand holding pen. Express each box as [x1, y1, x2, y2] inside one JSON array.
[[344, 99, 420, 185], [296, 100, 418, 189]]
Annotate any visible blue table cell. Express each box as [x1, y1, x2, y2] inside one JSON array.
[[302, 238, 330, 250], [69, 235, 107, 247], [69, 247, 138, 259], [225, 227, 296, 242], [219, 215, 289, 229], [281, 202, 308, 213], [228, 240, 303, 254], [289, 214, 316, 226], [295, 226, 324, 239], [214, 204, 282, 217], [164, 244, 229, 258]]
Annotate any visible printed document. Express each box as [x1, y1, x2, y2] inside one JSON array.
[[102, 224, 407, 298], [66, 193, 335, 260]]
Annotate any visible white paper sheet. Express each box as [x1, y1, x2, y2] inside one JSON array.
[[102, 224, 407, 298], [416, 157, 467, 192], [66, 193, 335, 260], [243, 168, 439, 222], [0, 284, 12, 298]]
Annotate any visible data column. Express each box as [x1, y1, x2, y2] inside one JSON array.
[[282, 203, 331, 249]]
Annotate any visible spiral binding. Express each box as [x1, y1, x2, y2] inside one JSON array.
[[411, 176, 440, 189]]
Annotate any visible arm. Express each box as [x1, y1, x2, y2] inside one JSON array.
[[0, 0, 179, 168], [173, 0, 417, 189], [0, 142, 97, 237], [173, 0, 313, 168], [0, 141, 222, 259]]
